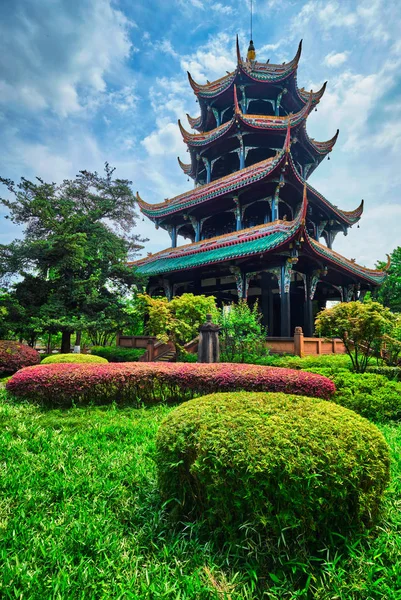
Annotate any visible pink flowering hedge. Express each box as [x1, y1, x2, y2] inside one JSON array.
[[6, 362, 335, 407], [0, 340, 40, 374]]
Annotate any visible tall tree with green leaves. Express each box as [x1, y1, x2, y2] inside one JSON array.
[[376, 247, 401, 312], [0, 165, 146, 352]]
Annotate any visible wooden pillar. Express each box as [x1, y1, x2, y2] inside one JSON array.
[[280, 264, 291, 337], [303, 274, 314, 337]]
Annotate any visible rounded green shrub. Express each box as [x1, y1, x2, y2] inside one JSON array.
[[91, 346, 145, 362], [156, 392, 390, 547], [0, 340, 40, 374], [41, 353, 108, 364]]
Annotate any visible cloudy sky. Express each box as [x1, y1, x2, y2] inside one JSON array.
[[1, 0, 401, 267]]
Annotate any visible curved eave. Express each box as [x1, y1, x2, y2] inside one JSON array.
[[187, 69, 237, 99], [303, 127, 339, 156], [137, 150, 287, 219], [305, 234, 387, 285], [181, 90, 313, 150], [296, 80, 327, 107], [131, 200, 305, 276], [186, 113, 203, 131], [238, 40, 302, 84], [177, 156, 194, 177], [178, 117, 235, 147], [287, 154, 364, 226]]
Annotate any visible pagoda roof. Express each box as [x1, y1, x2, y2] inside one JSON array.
[[188, 40, 303, 101], [137, 147, 287, 219], [304, 234, 389, 285], [179, 89, 313, 149], [286, 153, 364, 226], [177, 157, 194, 177], [132, 192, 387, 286], [132, 194, 307, 276]]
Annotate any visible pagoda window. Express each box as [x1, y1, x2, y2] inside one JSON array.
[[243, 201, 271, 229], [278, 201, 294, 221], [247, 98, 275, 117], [246, 147, 278, 168], [211, 152, 239, 181], [202, 211, 236, 239]]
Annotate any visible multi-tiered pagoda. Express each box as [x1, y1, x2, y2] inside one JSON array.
[[132, 38, 388, 337]]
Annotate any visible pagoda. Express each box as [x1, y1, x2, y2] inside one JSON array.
[[132, 38, 388, 337]]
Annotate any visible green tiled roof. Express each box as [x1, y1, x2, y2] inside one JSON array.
[[136, 230, 290, 276]]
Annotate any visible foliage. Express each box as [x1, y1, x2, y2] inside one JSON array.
[[315, 301, 393, 372], [176, 350, 198, 363], [91, 346, 145, 362], [329, 372, 401, 423], [41, 353, 108, 365], [0, 165, 146, 352], [0, 340, 40, 374], [219, 300, 267, 362], [6, 362, 335, 408], [0, 392, 400, 598], [138, 293, 218, 349], [156, 392, 390, 549], [376, 246, 401, 312], [366, 365, 401, 381], [381, 313, 401, 366]]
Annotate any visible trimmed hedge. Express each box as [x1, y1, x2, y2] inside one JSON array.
[[6, 362, 335, 407], [91, 346, 145, 362], [156, 392, 390, 546], [0, 340, 40, 374], [41, 353, 108, 365], [366, 365, 401, 381]]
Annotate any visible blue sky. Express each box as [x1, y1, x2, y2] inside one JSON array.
[[1, 0, 401, 267]]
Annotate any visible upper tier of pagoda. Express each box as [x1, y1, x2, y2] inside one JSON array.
[[186, 38, 327, 134], [137, 36, 363, 250], [178, 87, 338, 182]]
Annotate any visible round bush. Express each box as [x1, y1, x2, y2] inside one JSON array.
[[6, 363, 335, 407], [41, 353, 108, 365], [0, 340, 40, 374], [156, 392, 390, 547]]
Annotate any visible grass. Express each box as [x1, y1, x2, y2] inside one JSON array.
[[0, 390, 400, 599]]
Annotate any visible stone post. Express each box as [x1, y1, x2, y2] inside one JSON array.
[[198, 314, 221, 363], [294, 326, 304, 357]]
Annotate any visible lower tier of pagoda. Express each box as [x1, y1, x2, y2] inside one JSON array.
[[130, 198, 388, 337]]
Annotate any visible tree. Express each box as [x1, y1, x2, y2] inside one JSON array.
[[138, 293, 218, 350], [315, 301, 393, 372], [376, 247, 401, 312], [219, 300, 267, 362], [0, 165, 146, 352]]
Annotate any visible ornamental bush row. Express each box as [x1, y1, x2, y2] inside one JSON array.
[[156, 392, 390, 547], [6, 362, 335, 407], [0, 340, 40, 374], [91, 346, 146, 362], [41, 353, 108, 365]]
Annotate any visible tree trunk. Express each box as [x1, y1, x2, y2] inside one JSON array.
[[61, 331, 71, 354], [73, 331, 81, 354]]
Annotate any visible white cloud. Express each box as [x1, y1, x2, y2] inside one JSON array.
[[180, 32, 236, 81], [324, 51, 349, 67], [0, 0, 135, 117]]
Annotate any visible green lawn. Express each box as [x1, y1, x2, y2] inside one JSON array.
[[0, 391, 400, 599]]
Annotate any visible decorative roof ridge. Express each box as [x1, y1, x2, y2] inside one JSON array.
[[187, 69, 236, 95], [186, 113, 202, 130], [136, 150, 286, 214], [305, 234, 388, 280], [133, 191, 307, 268], [300, 124, 339, 155], [181, 89, 313, 149], [286, 153, 363, 225], [178, 116, 234, 145], [340, 199, 364, 219], [239, 40, 302, 80], [297, 80, 327, 105], [177, 157, 193, 175]]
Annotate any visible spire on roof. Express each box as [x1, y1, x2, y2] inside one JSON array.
[[247, 40, 256, 62]]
